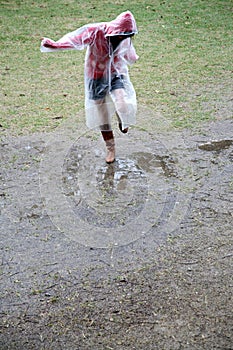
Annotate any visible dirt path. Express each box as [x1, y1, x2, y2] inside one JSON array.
[[0, 118, 232, 349]]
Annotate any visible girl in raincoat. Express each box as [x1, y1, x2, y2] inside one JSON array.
[[41, 11, 138, 163]]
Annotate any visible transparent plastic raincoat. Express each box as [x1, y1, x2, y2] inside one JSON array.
[[40, 11, 138, 131]]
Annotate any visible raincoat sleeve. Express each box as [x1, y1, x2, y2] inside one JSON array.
[[40, 25, 95, 52]]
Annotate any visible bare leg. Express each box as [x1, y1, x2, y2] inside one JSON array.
[[94, 97, 111, 131]]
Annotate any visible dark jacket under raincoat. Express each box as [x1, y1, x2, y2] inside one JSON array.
[[41, 11, 138, 130]]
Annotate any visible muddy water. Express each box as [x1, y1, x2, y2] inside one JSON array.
[[62, 143, 178, 229], [198, 139, 232, 151], [63, 154, 148, 228], [47, 123, 193, 248]]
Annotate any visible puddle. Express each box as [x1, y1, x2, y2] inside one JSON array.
[[96, 158, 146, 197], [39, 116, 195, 247], [132, 152, 178, 177], [60, 136, 185, 243], [62, 148, 148, 228], [198, 139, 232, 152]]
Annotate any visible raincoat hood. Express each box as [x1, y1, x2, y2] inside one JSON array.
[[105, 11, 138, 37]]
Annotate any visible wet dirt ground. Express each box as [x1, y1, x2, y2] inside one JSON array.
[[0, 118, 232, 349]]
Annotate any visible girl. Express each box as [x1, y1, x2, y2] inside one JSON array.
[[41, 11, 138, 163]]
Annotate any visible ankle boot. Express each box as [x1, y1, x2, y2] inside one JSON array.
[[105, 138, 115, 164], [101, 130, 115, 164]]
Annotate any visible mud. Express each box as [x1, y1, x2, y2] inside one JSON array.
[[0, 119, 232, 349]]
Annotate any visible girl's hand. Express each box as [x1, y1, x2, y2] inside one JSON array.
[[41, 38, 55, 48]]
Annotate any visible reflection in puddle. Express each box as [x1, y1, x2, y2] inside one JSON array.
[[96, 158, 146, 196], [62, 153, 149, 228]]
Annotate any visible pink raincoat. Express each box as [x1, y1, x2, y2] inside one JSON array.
[[40, 11, 138, 130]]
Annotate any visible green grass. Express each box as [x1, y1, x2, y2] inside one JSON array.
[[1, 0, 232, 134]]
